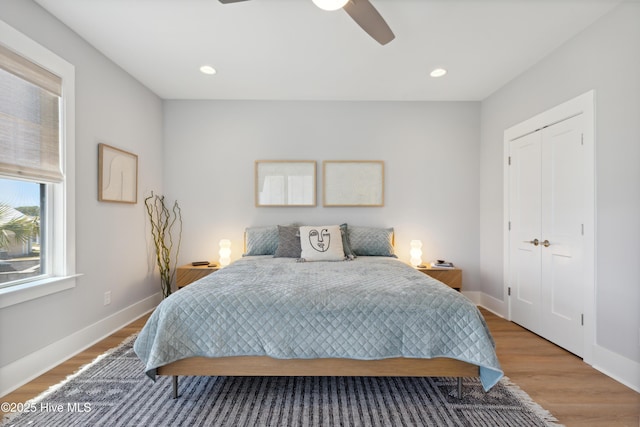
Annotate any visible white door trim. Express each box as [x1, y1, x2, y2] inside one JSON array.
[[503, 90, 595, 364]]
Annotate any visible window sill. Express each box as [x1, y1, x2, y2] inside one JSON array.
[[0, 274, 82, 309]]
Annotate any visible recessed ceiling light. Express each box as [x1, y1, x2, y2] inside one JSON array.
[[312, 0, 349, 11], [430, 68, 447, 78], [199, 65, 217, 75]]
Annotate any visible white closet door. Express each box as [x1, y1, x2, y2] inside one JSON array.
[[540, 114, 585, 356], [508, 130, 542, 335], [508, 114, 585, 357]]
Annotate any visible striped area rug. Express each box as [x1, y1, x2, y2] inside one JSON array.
[[1, 336, 563, 427]]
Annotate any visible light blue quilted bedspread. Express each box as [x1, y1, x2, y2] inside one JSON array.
[[134, 256, 503, 391]]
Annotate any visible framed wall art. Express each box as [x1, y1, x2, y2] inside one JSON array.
[[255, 160, 316, 207], [323, 160, 384, 207], [98, 143, 138, 204]]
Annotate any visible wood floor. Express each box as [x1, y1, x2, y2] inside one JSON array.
[[481, 308, 640, 427], [1, 308, 639, 426]]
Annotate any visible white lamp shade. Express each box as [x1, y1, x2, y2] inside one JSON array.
[[312, 0, 349, 11], [219, 239, 231, 267], [410, 240, 423, 267]]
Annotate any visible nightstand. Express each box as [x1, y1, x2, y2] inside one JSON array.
[[416, 266, 462, 291], [176, 263, 220, 289]]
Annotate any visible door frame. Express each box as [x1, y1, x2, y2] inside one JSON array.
[[503, 90, 595, 364]]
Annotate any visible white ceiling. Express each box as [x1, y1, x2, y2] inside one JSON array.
[[34, 0, 623, 101]]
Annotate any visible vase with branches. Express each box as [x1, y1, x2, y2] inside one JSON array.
[[144, 192, 182, 299]]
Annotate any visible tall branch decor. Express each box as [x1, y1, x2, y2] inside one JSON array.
[[144, 192, 182, 299]]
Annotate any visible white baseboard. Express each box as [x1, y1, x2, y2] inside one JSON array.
[[463, 290, 507, 318], [461, 290, 481, 306], [0, 293, 161, 397], [592, 344, 640, 393], [478, 292, 508, 318]]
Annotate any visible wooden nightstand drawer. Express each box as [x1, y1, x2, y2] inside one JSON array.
[[176, 263, 220, 289], [416, 267, 462, 291]]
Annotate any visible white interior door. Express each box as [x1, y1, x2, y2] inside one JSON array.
[[508, 114, 585, 357], [508, 131, 542, 335], [539, 114, 584, 356]]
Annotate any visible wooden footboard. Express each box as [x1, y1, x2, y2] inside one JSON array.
[[157, 355, 479, 399], [157, 355, 479, 377]]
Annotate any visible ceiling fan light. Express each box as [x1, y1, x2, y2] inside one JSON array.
[[200, 65, 217, 75], [312, 0, 349, 11], [430, 68, 448, 78]]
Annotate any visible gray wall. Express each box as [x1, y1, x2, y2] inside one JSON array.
[[479, 2, 640, 366], [0, 0, 163, 392], [2, 0, 638, 396], [164, 100, 482, 284]]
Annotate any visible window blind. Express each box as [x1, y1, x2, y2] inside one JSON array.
[[0, 43, 63, 183]]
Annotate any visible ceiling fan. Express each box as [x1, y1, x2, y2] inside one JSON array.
[[218, 0, 395, 45]]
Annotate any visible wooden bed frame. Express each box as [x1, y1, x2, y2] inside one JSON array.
[[159, 231, 481, 399], [158, 355, 480, 399]]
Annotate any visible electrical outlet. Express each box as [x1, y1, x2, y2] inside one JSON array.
[[104, 291, 111, 306]]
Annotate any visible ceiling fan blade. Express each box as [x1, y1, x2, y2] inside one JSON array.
[[343, 0, 395, 45], [219, 0, 251, 3]]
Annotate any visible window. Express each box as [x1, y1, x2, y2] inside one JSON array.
[[0, 179, 45, 286], [0, 21, 76, 307]]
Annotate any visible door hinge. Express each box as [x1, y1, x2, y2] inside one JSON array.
[[508, 221, 511, 231], [581, 133, 584, 145], [508, 287, 511, 296], [508, 156, 511, 165], [581, 314, 584, 326], [581, 224, 584, 236]]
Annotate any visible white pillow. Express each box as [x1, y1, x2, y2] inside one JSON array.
[[299, 225, 345, 261]]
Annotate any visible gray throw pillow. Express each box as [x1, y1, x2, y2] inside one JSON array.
[[274, 225, 302, 258], [340, 223, 356, 259], [243, 226, 279, 256], [347, 226, 395, 257]]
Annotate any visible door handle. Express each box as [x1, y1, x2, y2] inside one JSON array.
[[542, 239, 551, 247], [525, 238, 539, 246]]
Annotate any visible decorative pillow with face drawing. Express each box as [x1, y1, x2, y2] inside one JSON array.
[[299, 225, 345, 261]]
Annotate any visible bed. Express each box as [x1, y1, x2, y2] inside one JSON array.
[[134, 225, 503, 398]]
